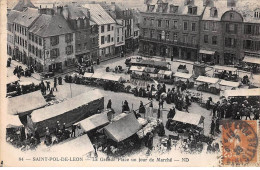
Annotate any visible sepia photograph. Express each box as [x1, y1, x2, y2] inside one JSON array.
[[0, 0, 260, 167]]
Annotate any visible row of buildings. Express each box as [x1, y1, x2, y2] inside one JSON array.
[[139, 0, 260, 65], [7, 0, 140, 73]]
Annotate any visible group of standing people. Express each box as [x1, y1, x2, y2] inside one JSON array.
[[39, 77, 62, 95]]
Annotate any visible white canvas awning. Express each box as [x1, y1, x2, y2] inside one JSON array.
[[8, 91, 46, 116], [77, 113, 109, 132], [91, 72, 104, 79], [158, 70, 173, 76], [102, 74, 123, 82], [243, 56, 260, 65], [214, 65, 237, 72], [224, 88, 260, 97], [172, 111, 204, 126], [83, 72, 94, 78], [130, 66, 145, 72], [19, 81, 33, 86], [6, 75, 19, 85], [196, 76, 219, 84], [199, 49, 215, 55], [50, 134, 94, 156], [174, 72, 193, 79], [219, 80, 240, 88]]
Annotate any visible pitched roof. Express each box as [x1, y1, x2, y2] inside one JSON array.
[[13, 8, 40, 27], [7, 10, 22, 24], [13, 0, 36, 11], [29, 14, 74, 37], [63, 3, 90, 20], [82, 4, 116, 25]]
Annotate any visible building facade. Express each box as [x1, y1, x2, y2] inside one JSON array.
[[12, 8, 40, 65], [83, 4, 116, 61], [7, 10, 21, 58], [139, 0, 206, 61], [28, 8, 75, 72], [200, 0, 260, 65]]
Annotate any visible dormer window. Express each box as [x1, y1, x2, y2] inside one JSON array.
[[230, 13, 234, 20], [188, 6, 197, 15], [254, 9, 260, 19], [210, 7, 218, 17], [170, 5, 178, 13]]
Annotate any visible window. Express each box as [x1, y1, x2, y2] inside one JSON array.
[[51, 48, 60, 58], [121, 36, 123, 41], [191, 23, 196, 31], [166, 20, 169, 28], [204, 22, 209, 30], [35, 47, 38, 56], [29, 33, 32, 40], [107, 24, 110, 31], [173, 20, 178, 29], [32, 45, 35, 54], [212, 22, 217, 31], [144, 18, 147, 25], [101, 26, 104, 33], [244, 25, 253, 34], [166, 31, 170, 40], [230, 13, 234, 20], [111, 37, 113, 42], [158, 20, 162, 27], [31, 34, 34, 42], [101, 36, 105, 44], [65, 33, 73, 43], [226, 23, 237, 34], [117, 37, 119, 42], [150, 29, 155, 38], [225, 37, 237, 48], [212, 36, 217, 45], [66, 45, 73, 55], [77, 20, 80, 28], [255, 11, 260, 19], [92, 38, 95, 44], [25, 40, 27, 48], [173, 33, 178, 41], [151, 19, 154, 26], [50, 36, 59, 46], [183, 35, 188, 43], [35, 36, 38, 44], [39, 38, 42, 46], [191, 36, 196, 45], [25, 29, 27, 36], [204, 35, 209, 43], [188, 7, 192, 14], [183, 21, 188, 31], [107, 35, 111, 43], [29, 44, 31, 52], [39, 50, 42, 58], [143, 29, 147, 36]]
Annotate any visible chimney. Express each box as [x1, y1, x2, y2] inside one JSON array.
[[38, 8, 55, 15], [227, 0, 236, 7]]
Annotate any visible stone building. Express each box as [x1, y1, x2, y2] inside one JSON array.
[[28, 8, 75, 72], [139, 0, 206, 61], [200, 0, 260, 65]]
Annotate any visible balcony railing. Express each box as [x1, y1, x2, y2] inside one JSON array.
[[140, 36, 199, 49]]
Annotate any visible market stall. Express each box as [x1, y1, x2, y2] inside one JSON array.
[[219, 80, 240, 90], [174, 72, 194, 88], [196, 76, 220, 95], [30, 90, 104, 137], [6, 75, 19, 85], [102, 113, 142, 155], [8, 91, 46, 116], [129, 66, 146, 74], [213, 65, 239, 82], [49, 134, 94, 157], [157, 70, 174, 84], [76, 112, 109, 133], [224, 88, 260, 98], [242, 56, 260, 73], [104, 113, 142, 142]]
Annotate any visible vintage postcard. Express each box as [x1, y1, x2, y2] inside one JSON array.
[[0, 0, 260, 167]]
